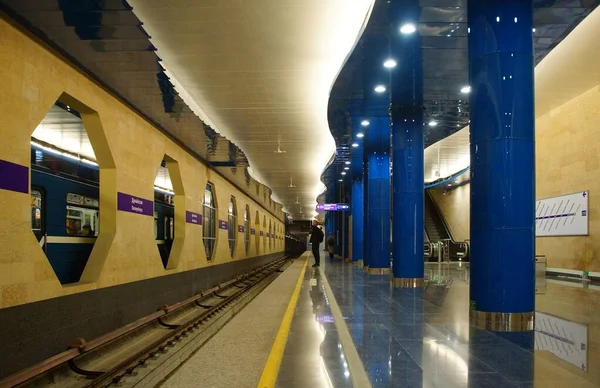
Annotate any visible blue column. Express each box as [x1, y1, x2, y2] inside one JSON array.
[[364, 115, 391, 273], [468, 0, 536, 331], [363, 152, 370, 269], [361, 33, 391, 274], [390, 0, 425, 287], [350, 107, 365, 266]]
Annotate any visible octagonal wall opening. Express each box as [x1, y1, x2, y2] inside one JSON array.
[[30, 94, 116, 285], [153, 154, 185, 269]]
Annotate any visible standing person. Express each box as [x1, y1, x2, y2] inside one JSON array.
[[327, 233, 335, 260], [310, 220, 324, 267]]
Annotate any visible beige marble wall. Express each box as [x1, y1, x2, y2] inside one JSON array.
[[430, 85, 600, 272], [0, 18, 285, 308], [536, 85, 600, 272]]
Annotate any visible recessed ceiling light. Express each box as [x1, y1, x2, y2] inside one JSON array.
[[345, 161, 351, 165], [338, 179, 343, 182], [374, 85, 386, 93], [428, 120, 438, 127], [460, 86, 471, 94], [361, 120, 370, 126], [341, 172, 347, 175], [344, 167, 349, 170], [400, 23, 417, 34], [383, 59, 397, 68], [357, 133, 364, 138], [351, 143, 359, 148]]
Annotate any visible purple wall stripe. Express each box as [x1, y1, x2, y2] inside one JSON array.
[[186, 211, 202, 225], [117, 192, 153, 216], [0, 160, 29, 194]]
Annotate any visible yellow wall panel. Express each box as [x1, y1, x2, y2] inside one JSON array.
[[0, 17, 285, 309]]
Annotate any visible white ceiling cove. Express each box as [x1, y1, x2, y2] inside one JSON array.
[[128, 0, 374, 219], [425, 6, 600, 184]]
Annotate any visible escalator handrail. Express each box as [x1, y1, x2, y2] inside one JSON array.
[[425, 190, 455, 243]]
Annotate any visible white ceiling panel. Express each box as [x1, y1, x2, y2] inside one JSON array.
[[128, 0, 374, 219]]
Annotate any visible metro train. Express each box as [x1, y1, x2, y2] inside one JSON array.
[[30, 156, 175, 284]]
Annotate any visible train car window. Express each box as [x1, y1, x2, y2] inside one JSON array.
[[154, 210, 159, 239], [228, 197, 237, 257], [244, 205, 250, 255], [203, 183, 217, 261], [65, 193, 99, 237], [164, 216, 174, 240], [31, 189, 43, 232], [263, 215, 267, 251], [255, 211, 260, 254]]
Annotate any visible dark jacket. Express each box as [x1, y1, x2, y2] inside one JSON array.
[[310, 226, 323, 244]]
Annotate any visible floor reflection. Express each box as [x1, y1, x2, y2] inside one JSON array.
[[276, 263, 353, 387], [322, 261, 600, 388]]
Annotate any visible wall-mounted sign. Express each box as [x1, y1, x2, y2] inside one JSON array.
[[536, 191, 588, 236], [117, 192, 153, 216], [316, 203, 350, 211], [186, 211, 202, 225], [251, 228, 256, 235], [260, 231, 264, 236], [238, 225, 245, 232], [0, 159, 28, 194], [218, 220, 228, 229], [535, 312, 588, 371]]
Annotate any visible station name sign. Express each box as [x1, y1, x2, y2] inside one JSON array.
[[316, 203, 350, 211]]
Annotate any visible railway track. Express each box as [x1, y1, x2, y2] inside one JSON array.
[[1, 257, 293, 388]]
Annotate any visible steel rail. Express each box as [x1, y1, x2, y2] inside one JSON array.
[[0, 257, 289, 388]]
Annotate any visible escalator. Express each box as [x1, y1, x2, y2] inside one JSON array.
[[424, 190, 470, 261], [424, 190, 451, 242]]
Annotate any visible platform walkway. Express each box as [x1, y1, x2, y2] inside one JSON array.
[[161, 254, 600, 388], [321, 260, 600, 388], [160, 256, 307, 388]]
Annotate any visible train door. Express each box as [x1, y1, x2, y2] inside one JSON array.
[[30, 186, 45, 250], [164, 215, 174, 241]]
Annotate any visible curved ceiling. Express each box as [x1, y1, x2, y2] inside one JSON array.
[[322, 0, 599, 195], [128, 0, 374, 220], [425, 3, 600, 188]]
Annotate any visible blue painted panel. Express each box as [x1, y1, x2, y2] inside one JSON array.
[[46, 242, 94, 284]]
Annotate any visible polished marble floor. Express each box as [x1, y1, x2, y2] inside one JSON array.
[[282, 257, 600, 387], [276, 265, 354, 387]]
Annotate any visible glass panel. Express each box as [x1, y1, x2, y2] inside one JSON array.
[[31, 190, 42, 231], [244, 206, 250, 254], [203, 183, 217, 261], [66, 205, 98, 236], [154, 210, 158, 239]]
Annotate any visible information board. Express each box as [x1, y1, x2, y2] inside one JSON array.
[[536, 191, 588, 237], [316, 203, 349, 211], [535, 312, 588, 371]]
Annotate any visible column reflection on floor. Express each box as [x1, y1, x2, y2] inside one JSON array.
[[276, 264, 352, 388], [320, 260, 600, 388]]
